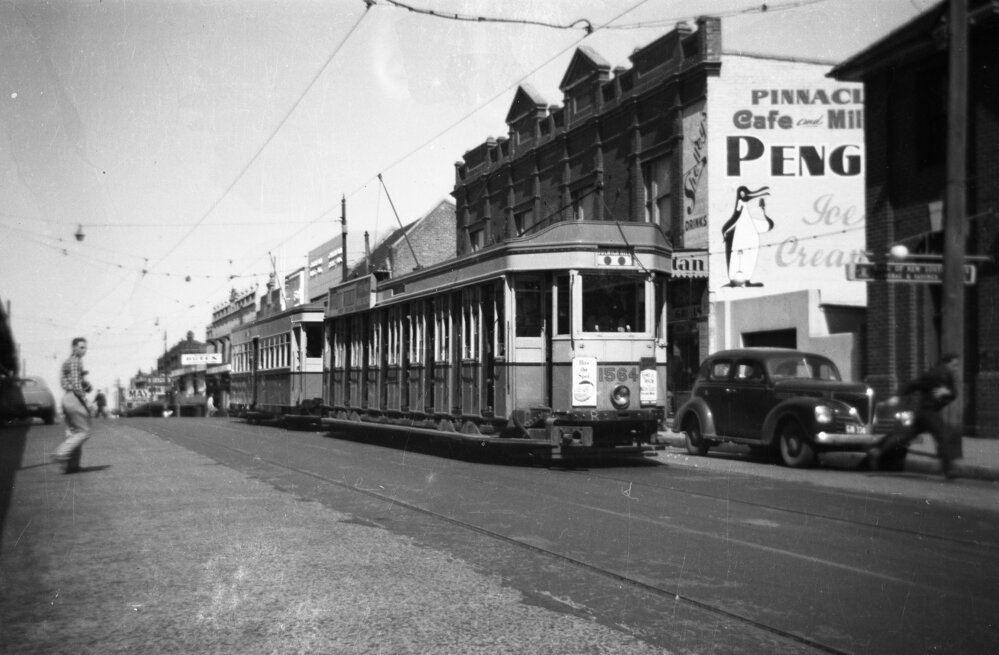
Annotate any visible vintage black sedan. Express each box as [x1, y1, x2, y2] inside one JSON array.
[[0, 375, 56, 425], [675, 348, 886, 468]]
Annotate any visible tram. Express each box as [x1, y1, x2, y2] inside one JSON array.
[[322, 220, 672, 460], [229, 300, 325, 425]]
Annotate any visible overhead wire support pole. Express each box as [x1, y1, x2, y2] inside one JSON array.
[[378, 174, 421, 270], [341, 195, 349, 282], [943, 0, 968, 435]]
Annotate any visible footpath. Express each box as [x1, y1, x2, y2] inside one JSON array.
[[656, 427, 999, 482], [0, 421, 663, 655]]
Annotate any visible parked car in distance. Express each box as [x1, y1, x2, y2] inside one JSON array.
[[675, 348, 889, 468], [0, 375, 57, 425]]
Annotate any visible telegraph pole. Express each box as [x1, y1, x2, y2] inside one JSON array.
[[341, 194, 348, 282], [942, 0, 968, 436]]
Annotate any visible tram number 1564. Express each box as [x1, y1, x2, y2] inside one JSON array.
[[599, 366, 640, 383]]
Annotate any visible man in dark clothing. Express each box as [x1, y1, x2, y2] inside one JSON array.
[[871, 353, 960, 478], [94, 390, 108, 418]]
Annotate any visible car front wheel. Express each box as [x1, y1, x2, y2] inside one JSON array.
[[778, 419, 816, 468], [683, 417, 710, 456]]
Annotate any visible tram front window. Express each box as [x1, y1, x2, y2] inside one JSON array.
[[582, 273, 645, 333]]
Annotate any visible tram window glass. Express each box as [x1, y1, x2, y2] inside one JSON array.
[[434, 297, 451, 363], [332, 325, 346, 370], [408, 305, 425, 365], [386, 307, 401, 366], [305, 324, 323, 358], [462, 288, 479, 360], [555, 276, 570, 335], [490, 283, 506, 359], [582, 273, 645, 332], [369, 313, 382, 368], [515, 279, 543, 337], [350, 316, 364, 367]]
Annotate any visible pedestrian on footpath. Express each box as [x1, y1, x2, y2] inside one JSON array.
[[94, 389, 108, 418], [50, 337, 93, 473], [871, 353, 960, 479]]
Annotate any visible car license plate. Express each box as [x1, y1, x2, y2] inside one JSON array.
[[845, 424, 862, 434]]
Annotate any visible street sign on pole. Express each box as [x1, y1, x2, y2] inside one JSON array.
[[845, 261, 977, 285]]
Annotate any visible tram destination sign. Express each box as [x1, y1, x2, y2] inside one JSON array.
[[846, 262, 976, 285]]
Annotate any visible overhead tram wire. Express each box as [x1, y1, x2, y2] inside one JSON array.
[[341, 0, 653, 205], [380, 0, 594, 34], [147, 5, 372, 279]]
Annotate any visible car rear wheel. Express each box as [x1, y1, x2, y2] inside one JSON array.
[[778, 419, 816, 468], [683, 417, 710, 456]]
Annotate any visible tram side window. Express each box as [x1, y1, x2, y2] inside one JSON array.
[[434, 297, 451, 362], [515, 279, 543, 337], [462, 288, 480, 361], [305, 324, 323, 359], [582, 273, 646, 333], [386, 307, 402, 366], [555, 276, 570, 335], [407, 305, 425, 365]]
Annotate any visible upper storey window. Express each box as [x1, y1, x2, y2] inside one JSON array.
[[642, 156, 673, 228]]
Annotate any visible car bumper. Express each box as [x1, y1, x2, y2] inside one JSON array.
[[813, 430, 880, 448]]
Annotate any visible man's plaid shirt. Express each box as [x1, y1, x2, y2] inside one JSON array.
[[61, 354, 85, 395]]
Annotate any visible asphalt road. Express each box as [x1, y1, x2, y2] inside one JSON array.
[[134, 418, 998, 654]]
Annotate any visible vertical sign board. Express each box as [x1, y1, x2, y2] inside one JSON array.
[[682, 101, 709, 248], [572, 356, 597, 407], [707, 57, 868, 305]]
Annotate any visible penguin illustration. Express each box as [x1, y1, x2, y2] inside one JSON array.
[[721, 186, 774, 287]]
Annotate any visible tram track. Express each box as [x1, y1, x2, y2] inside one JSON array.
[[151, 422, 855, 654], [139, 419, 998, 655], [573, 468, 995, 549]]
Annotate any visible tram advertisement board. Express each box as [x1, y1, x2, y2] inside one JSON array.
[[572, 356, 597, 407]]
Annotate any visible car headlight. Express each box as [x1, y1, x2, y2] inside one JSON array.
[[895, 410, 915, 427], [611, 385, 631, 409], [814, 405, 833, 424]]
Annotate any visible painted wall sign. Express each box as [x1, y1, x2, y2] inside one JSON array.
[[707, 57, 868, 303], [682, 102, 709, 248]]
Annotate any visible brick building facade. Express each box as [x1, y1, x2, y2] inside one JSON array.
[[453, 17, 869, 396], [831, 0, 999, 437]]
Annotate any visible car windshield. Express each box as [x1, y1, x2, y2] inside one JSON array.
[[766, 356, 841, 381]]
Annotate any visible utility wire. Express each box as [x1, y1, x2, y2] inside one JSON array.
[[379, 0, 594, 33], [147, 4, 372, 276]]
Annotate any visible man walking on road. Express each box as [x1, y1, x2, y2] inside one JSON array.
[[50, 337, 93, 473], [871, 353, 960, 479]]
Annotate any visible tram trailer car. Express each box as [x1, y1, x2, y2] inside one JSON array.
[[229, 302, 325, 426], [322, 221, 672, 461]]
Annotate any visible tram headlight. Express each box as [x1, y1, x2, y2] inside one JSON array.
[[611, 385, 631, 409]]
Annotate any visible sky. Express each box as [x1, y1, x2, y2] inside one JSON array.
[[1, 0, 937, 400]]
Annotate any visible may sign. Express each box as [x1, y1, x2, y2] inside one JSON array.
[[181, 353, 223, 366]]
